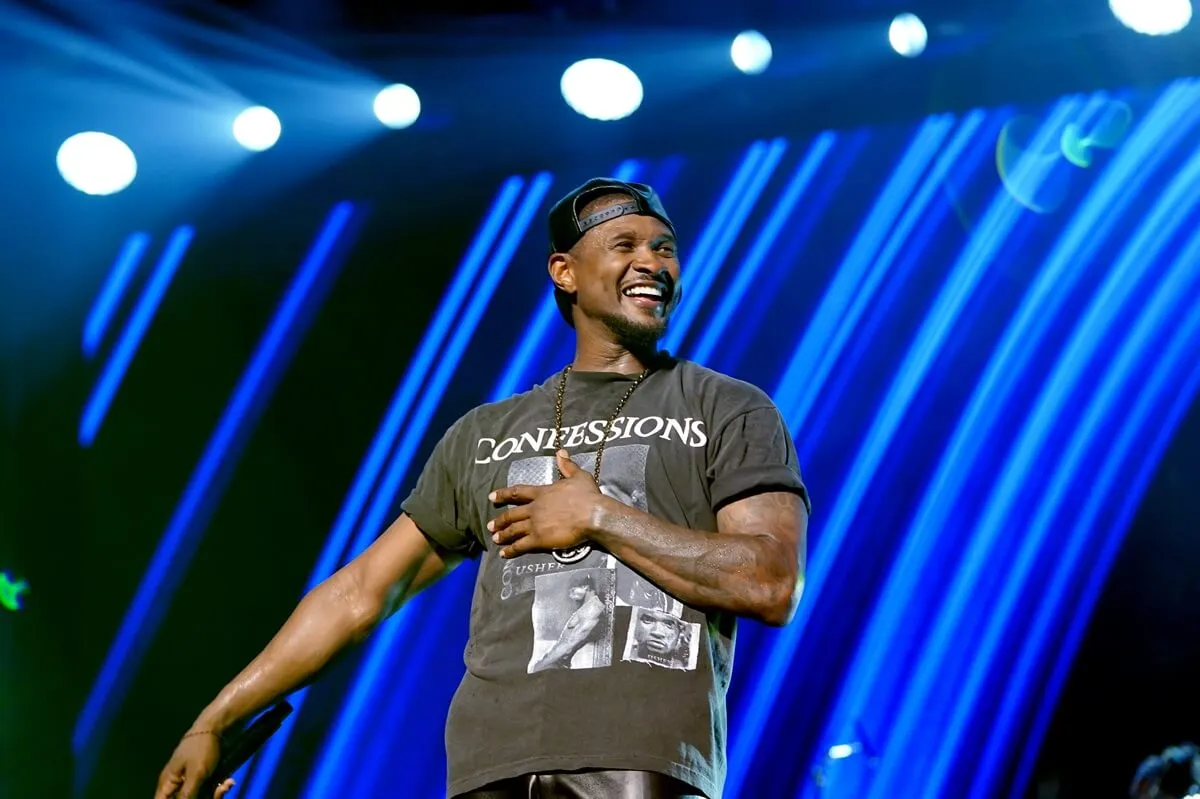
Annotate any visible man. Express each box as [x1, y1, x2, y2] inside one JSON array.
[[624, 607, 695, 671], [154, 178, 810, 799], [529, 569, 608, 672]]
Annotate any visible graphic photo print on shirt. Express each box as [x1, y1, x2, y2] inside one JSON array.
[[501, 446, 692, 674]]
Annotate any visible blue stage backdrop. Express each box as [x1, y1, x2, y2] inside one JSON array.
[[75, 77, 1200, 799]]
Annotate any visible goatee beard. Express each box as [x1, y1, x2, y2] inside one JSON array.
[[600, 311, 667, 356]]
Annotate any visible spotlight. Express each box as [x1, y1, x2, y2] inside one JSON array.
[[889, 13, 928, 57], [560, 58, 643, 121], [731, 30, 772, 74], [56, 132, 137, 196], [1110, 0, 1192, 35], [827, 743, 861, 760], [373, 83, 421, 129], [232, 106, 281, 152]]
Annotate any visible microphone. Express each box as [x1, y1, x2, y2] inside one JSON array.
[[197, 702, 293, 796]]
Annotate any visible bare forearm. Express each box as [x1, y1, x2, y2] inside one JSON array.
[[187, 514, 453, 735], [589, 497, 800, 626], [192, 569, 380, 733]]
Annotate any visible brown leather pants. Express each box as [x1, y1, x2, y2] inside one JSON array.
[[454, 769, 704, 799]]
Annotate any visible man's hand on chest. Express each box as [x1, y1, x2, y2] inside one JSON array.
[[488, 449, 606, 559]]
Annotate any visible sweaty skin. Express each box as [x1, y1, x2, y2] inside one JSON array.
[[153, 515, 457, 799]]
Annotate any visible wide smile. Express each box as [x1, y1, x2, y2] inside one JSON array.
[[621, 284, 668, 311]]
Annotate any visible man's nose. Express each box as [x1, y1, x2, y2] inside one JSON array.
[[631, 258, 674, 287], [632, 251, 666, 270]]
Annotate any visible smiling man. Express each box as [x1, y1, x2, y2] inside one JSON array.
[[155, 179, 810, 799]]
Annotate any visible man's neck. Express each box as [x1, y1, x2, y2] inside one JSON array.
[[572, 335, 658, 374]]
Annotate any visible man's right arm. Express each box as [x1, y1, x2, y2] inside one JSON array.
[[188, 513, 459, 735]]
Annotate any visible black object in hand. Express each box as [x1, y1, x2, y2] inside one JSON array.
[[198, 702, 293, 796]]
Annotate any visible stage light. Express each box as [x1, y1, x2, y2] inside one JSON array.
[[731, 30, 773, 74], [373, 83, 421, 129], [56, 132, 137, 196], [828, 743, 860, 760], [1110, 0, 1192, 35], [560, 58, 643, 121], [889, 13, 928, 57], [232, 106, 281, 152]]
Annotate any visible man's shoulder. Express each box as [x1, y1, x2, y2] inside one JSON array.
[[443, 378, 554, 441], [668, 357, 777, 413]]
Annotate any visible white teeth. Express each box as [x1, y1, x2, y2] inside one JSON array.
[[624, 286, 663, 299]]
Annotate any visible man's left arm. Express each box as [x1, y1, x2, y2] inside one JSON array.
[[588, 490, 807, 627]]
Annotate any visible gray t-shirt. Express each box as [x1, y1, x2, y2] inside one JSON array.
[[401, 357, 810, 799]]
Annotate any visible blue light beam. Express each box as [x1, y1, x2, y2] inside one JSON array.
[[301, 174, 555, 799], [79, 226, 194, 446], [976, 228, 1200, 799], [1008, 333, 1200, 799], [725, 106, 991, 798], [691, 132, 838, 365], [350, 174, 556, 563], [729, 96, 1090, 799], [838, 97, 1094, 798], [74, 203, 359, 792], [663, 139, 787, 353], [84, 231, 152, 359], [234, 178, 524, 799], [490, 160, 640, 402], [780, 112, 988, 428], [772, 114, 955, 426], [816, 84, 1192, 768], [921, 137, 1200, 799]]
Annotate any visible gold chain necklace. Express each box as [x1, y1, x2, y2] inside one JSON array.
[[547, 364, 648, 564], [552, 364, 649, 483]]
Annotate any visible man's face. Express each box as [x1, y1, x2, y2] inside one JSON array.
[[638, 613, 681, 656], [553, 194, 680, 347]]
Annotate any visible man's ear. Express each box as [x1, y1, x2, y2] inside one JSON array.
[[548, 252, 576, 294]]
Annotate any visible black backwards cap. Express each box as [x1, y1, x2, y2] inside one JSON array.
[[548, 178, 676, 326]]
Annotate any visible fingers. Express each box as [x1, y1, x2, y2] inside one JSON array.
[[492, 519, 530, 547], [155, 771, 184, 799], [500, 533, 539, 559], [489, 484, 540, 506], [214, 778, 236, 798], [487, 505, 530, 535], [555, 449, 579, 474], [178, 769, 205, 799]]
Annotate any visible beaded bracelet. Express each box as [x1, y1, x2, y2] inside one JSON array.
[[182, 729, 219, 740]]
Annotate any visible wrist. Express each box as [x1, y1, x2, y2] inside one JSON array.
[[587, 495, 622, 547], [193, 704, 237, 737]]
